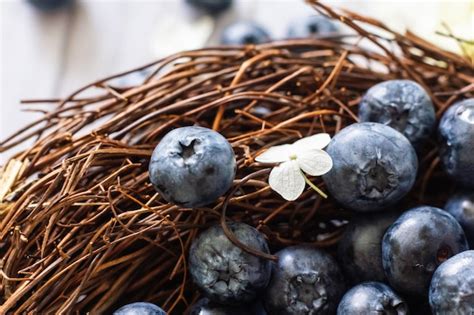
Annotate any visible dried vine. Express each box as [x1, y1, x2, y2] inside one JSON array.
[[0, 1, 472, 313]]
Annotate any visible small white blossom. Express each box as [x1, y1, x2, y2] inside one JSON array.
[[255, 133, 333, 201]]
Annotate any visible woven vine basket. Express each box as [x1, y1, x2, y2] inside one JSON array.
[[0, 1, 472, 314]]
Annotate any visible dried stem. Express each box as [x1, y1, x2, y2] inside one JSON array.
[[0, 2, 472, 313]]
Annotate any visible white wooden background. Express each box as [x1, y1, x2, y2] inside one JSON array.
[[0, 0, 471, 164]]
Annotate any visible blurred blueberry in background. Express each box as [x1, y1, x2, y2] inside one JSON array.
[[287, 15, 338, 38], [27, 0, 73, 11], [186, 0, 232, 14], [221, 21, 271, 45]]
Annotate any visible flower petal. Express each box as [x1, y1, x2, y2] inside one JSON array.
[[293, 133, 331, 150], [255, 144, 291, 163], [268, 160, 305, 201], [297, 148, 333, 176]]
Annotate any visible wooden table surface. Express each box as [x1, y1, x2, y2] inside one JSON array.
[[0, 0, 471, 163]]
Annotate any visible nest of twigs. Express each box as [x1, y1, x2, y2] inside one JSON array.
[[0, 1, 472, 314]]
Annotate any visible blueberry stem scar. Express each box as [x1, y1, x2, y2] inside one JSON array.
[[301, 171, 328, 199]]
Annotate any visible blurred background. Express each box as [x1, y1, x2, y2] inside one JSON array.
[[0, 0, 472, 163]]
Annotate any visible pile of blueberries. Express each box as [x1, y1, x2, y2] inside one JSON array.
[[32, 0, 468, 313], [114, 77, 474, 314], [24, 0, 474, 313]]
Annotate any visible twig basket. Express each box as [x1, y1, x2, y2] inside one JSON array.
[[0, 2, 472, 313]]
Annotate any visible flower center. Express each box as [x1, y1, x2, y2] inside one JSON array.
[[289, 154, 298, 160]]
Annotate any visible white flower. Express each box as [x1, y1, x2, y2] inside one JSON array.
[[255, 133, 333, 201]]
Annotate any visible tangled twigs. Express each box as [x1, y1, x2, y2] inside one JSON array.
[[0, 1, 473, 313]]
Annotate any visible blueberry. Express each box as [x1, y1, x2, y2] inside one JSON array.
[[439, 98, 474, 188], [287, 15, 338, 38], [113, 302, 166, 315], [149, 126, 236, 208], [264, 246, 345, 315], [322, 122, 418, 212], [190, 298, 267, 315], [189, 223, 271, 304], [382, 206, 469, 296], [220, 22, 270, 45], [186, 0, 232, 14], [359, 80, 435, 145], [337, 282, 408, 315], [338, 212, 399, 284], [429, 250, 474, 314], [27, 0, 73, 11], [445, 191, 474, 248]]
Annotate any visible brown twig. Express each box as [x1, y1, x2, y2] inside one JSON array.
[[0, 2, 472, 313]]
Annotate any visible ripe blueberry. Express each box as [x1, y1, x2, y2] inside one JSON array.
[[149, 126, 236, 208], [264, 246, 345, 315], [359, 80, 435, 146], [27, 0, 73, 11], [439, 98, 474, 188], [382, 206, 469, 296], [113, 302, 166, 315], [287, 15, 338, 38], [220, 22, 270, 45], [338, 212, 399, 284], [322, 122, 418, 212], [445, 191, 474, 248], [186, 0, 232, 14], [429, 250, 474, 314], [190, 298, 267, 315], [189, 223, 271, 304], [337, 282, 408, 315]]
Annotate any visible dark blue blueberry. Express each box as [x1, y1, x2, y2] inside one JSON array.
[[439, 98, 474, 188], [287, 15, 338, 38], [445, 191, 474, 248], [186, 0, 232, 14], [190, 298, 267, 315], [264, 246, 345, 315], [429, 250, 474, 314], [359, 80, 435, 145], [382, 206, 469, 296], [338, 212, 399, 284], [322, 122, 418, 212], [220, 22, 270, 45], [113, 302, 166, 315], [27, 0, 73, 11], [189, 223, 271, 305], [149, 126, 236, 208], [337, 282, 408, 315]]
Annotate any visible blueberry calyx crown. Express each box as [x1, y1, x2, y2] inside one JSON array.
[[287, 272, 328, 313], [178, 139, 199, 161], [210, 260, 245, 297], [384, 105, 411, 131], [358, 151, 397, 200]]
